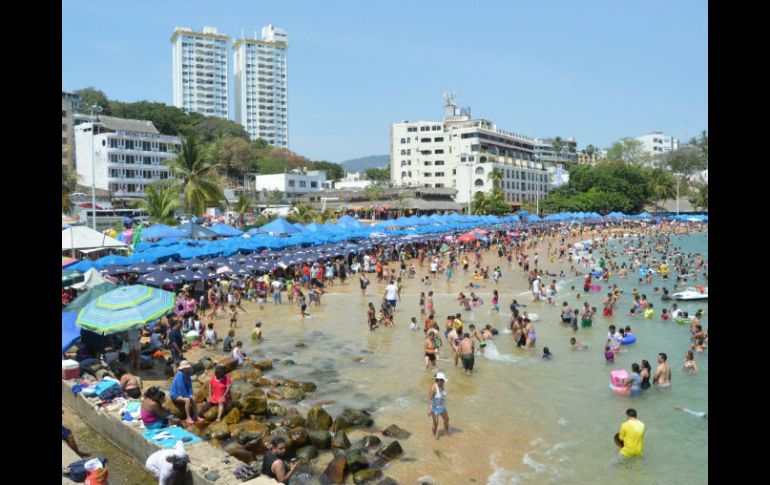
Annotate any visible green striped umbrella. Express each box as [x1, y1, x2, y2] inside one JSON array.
[[76, 285, 175, 335]]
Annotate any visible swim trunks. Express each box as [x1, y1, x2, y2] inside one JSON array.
[[425, 352, 436, 362], [461, 353, 474, 371], [581, 319, 592, 328]]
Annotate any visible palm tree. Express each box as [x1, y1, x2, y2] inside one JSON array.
[[691, 183, 708, 211], [164, 135, 224, 236], [472, 191, 489, 215], [231, 193, 254, 226], [293, 204, 317, 224], [62, 167, 78, 213], [552, 137, 564, 159], [647, 169, 676, 212], [131, 183, 181, 225], [488, 168, 503, 191]]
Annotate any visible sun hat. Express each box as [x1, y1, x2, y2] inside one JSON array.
[[435, 372, 448, 382], [178, 360, 192, 371]]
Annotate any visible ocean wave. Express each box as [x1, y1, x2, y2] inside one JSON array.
[[483, 342, 519, 363]]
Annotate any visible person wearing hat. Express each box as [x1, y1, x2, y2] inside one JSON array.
[[169, 360, 204, 425], [427, 372, 450, 440]]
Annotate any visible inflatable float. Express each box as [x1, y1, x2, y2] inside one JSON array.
[[523, 313, 539, 322], [609, 369, 630, 394], [675, 317, 691, 324], [621, 333, 637, 345]]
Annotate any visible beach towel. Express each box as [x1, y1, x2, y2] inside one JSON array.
[[143, 426, 203, 448]]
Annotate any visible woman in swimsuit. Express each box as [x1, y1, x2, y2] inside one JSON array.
[[427, 373, 450, 440], [682, 351, 699, 374], [640, 360, 652, 390], [524, 319, 536, 348], [367, 303, 377, 332]]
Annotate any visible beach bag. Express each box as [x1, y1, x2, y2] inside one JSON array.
[[65, 457, 107, 483], [84, 468, 109, 485]]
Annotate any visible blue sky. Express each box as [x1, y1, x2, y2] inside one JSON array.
[[62, 0, 707, 163]]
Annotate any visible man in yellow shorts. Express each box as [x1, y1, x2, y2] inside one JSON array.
[[616, 408, 645, 458]]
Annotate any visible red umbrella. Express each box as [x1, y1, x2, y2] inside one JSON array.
[[458, 233, 477, 243]]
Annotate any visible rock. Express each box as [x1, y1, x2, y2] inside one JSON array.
[[282, 359, 297, 365], [271, 379, 282, 388], [376, 441, 403, 461], [206, 421, 231, 440], [203, 406, 220, 422], [183, 424, 204, 438], [353, 469, 382, 484], [331, 416, 351, 432], [193, 382, 210, 404], [289, 427, 309, 447], [222, 407, 241, 425], [295, 342, 307, 348], [283, 379, 301, 388], [268, 403, 286, 416], [266, 390, 283, 400], [253, 359, 273, 371], [163, 396, 186, 419], [270, 427, 294, 450], [331, 430, 351, 450], [382, 424, 411, 440], [346, 449, 370, 472], [241, 396, 268, 415], [281, 415, 306, 428], [224, 443, 253, 463], [283, 387, 306, 402], [296, 445, 318, 461], [341, 408, 374, 428], [376, 478, 399, 485], [230, 421, 270, 444], [190, 361, 205, 374], [199, 356, 215, 370], [360, 435, 382, 448], [203, 471, 220, 481], [243, 438, 268, 454], [307, 429, 332, 450], [306, 406, 333, 430], [230, 382, 260, 402], [218, 356, 238, 374], [322, 456, 346, 484], [243, 369, 263, 385], [301, 381, 317, 392], [256, 377, 272, 387]]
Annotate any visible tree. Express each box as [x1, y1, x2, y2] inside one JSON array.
[[208, 136, 259, 179], [690, 183, 708, 211], [310, 161, 345, 181], [165, 135, 224, 234], [230, 193, 254, 225], [74, 87, 110, 114], [130, 183, 181, 225], [265, 189, 283, 208], [471, 191, 488, 215], [647, 169, 676, 212], [187, 117, 250, 143], [62, 167, 79, 213], [606, 138, 653, 166], [364, 183, 383, 219], [289, 204, 317, 224], [364, 165, 390, 182], [551, 136, 564, 159], [488, 168, 503, 190], [109, 101, 197, 136]]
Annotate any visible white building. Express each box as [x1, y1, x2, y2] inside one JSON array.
[[390, 99, 551, 206], [62, 91, 80, 172], [74, 116, 180, 198], [635, 132, 679, 156], [233, 25, 289, 148], [332, 172, 374, 190], [171, 26, 229, 119], [254, 169, 326, 199]]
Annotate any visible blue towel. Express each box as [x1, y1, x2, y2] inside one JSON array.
[[94, 379, 119, 395], [142, 426, 203, 448]]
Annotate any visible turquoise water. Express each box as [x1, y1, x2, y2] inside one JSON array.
[[240, 229, 707, 484]]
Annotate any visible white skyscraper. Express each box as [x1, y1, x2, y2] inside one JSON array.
[[171, 26, 229, 119], [233, 25, 288, 147]]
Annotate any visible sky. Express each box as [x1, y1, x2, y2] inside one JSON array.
[[62, 0, 708, 163]]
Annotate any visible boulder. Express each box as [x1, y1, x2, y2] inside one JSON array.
[[202, 405, 220, 422], [295, 342, 307, 348], [322, 456, 346, 484], [346, 449, 370, 472], [306, 406, 333, 431], [307, 429, 332, 450], [331, 430, 351, 450], [376, 441, 403, 461], [283, 379, 301, 388], [199, 356, 215, 370], [360, 435, 382, 448], [289, 427, 309, 447], [283, 387, 306, 402], [296, 445, 318, 461], [301, 381, 317, 393], [223, 443, 253, 464], [163, 396, 186, 419], [230, 382, 260, 402], [266, 390, 283, 400], [341, 408, 374, 428], [268, 403, 286, 416], [218, 356, 238, 374], [353, 469, 382, 484], [241, 396, 268, 415], [183, 424, 204, 438], [222, 407, 241, 425], [331, 416, 351, 433], [253, 359, 273, 371], [269, 427, 294, 450], [206, 421, 231, 440], [281, 415, 306, 428], [256, 377, 273, 387], [282, 359, 296, 365], [230, 421, 270, 444], [382, 424, 411, 440], [243, 438, 268, 454], [243, 369, 263, 385]]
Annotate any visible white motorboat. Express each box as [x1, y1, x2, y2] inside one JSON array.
[[673, 287, 708, 300]]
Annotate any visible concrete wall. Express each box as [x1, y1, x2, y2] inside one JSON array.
[[62, 380, 278, 485]]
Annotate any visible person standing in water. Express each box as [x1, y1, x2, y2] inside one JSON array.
[[459, 333, 475, 375], [424, 331, 439, 369], [427, 372, 450, 440], [654, 353, 671, 387], [616, 408, 645, 458]]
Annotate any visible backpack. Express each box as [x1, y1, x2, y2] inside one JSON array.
[[64, 457, 107, 483]]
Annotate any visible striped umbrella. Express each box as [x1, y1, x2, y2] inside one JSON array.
[[62, 256, 78, 269], [76, 285, 175, 335]]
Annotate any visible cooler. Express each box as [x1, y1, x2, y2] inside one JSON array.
[[62, 359, 80, 380]]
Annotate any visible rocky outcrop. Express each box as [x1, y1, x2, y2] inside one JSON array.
[[322, 455, 346, 484], [331, 430, 351, 450], [382, 424, 411, 440], [306, 406, 333, 430]]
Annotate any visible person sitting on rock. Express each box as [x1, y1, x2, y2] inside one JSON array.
[[261, 437, 298, 484], [169, 361, 204, 425]]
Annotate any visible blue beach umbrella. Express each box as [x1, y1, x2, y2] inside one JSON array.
[[137, 270, 181, 287], [76, 285, 176, 335]]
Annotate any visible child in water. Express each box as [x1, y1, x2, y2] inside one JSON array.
[[251, 321, 262, 341], [542, 347, 553, 360], [661, 308, 670, 320], [409, 317, 419, 332], [604, 344, 615, 363]]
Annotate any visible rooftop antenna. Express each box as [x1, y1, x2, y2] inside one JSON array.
[[442, 90, 457, 106]]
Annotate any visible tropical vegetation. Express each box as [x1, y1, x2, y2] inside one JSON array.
[[130, 183, 180, 225]]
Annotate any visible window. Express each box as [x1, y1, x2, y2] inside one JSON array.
[[475, 167, 484, 175], [474, 178, 484, 186], [407, 149, 411, 155], [407, 127, 417, 132], [407, 137, 411, 143], [144, 156, 152, 165], [401, 160, 407, 167], [288, 180, 295, 187], [420, 126, 429, 131], [62, 110, 67, 118], [401, 171, 407, 178], [461, 157, 467, 162], [434, 137, 444, 142], [125, 140, 134, 150], [159, 144, 167, 152], [424, 161, 432, 166], [400, 149, 406, 155], [62, 123, 67, 131], [421, 138, 431, 143], [434, 149, 444, 154], [434, 160, 444, 165], [126, 169, 135, 178], [435, 172, 445, 177], [110, 154, 118, 163], [143, 141, 151, 151], [109, 138, 118, 148], [310, 182, 318, 188], [424, 173, 432, 177], [452, 169, 456, 175], [125, 155, 135, 164]]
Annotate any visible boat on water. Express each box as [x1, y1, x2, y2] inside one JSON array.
[[673, 286, 708, 300]]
